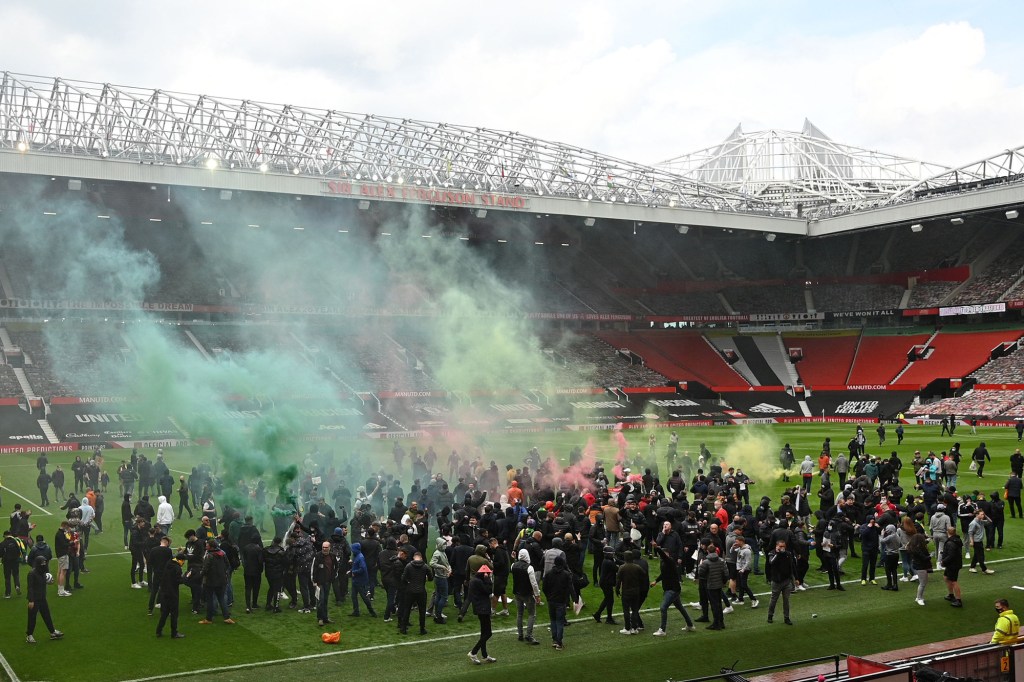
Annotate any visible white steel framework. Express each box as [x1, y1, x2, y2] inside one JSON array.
[[0, 72, 763, 212], [660, 120, 951, 215], [882, 142, 1024, 205]]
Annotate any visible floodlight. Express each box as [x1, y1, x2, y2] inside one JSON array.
[[358, 200, 370, 210], [1007, 210, 1020, 220], [584, 218, 596, 227], [475, 209, 487, 219], [677, 225, 689, 235], [911, 224, 923, 233], [765, 233, 776, 242], [950, 217, 964, 225]]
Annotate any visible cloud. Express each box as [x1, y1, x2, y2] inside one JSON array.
[[0, 3, 1021, 172]]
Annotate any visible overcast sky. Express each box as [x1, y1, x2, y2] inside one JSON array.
[[1, 1, 1021, 168]]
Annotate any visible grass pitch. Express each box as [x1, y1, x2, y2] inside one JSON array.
[[1, 423, 1022, 682]]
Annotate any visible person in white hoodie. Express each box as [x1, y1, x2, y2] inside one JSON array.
[[156, 496, 175, 537], [510, 548, 541, 645]]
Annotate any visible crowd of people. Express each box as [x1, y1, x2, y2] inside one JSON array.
[[5, 427, 1024, 660]]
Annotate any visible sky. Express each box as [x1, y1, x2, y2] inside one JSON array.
[[1, 0, 1021, 168]]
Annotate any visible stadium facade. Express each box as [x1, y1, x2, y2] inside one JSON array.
[[0, 72, 1022, 452]]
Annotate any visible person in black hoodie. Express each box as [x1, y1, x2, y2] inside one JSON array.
[[765, 539, 796, 625], [263, 537, 287, 613], [378, 539, 403, 622], [1, 530, 22, 598], [857, 517, 881, 585], [467, 565, 496, 664], [360, 528, 382, 598], [26, 556, 63, 643], [199, 539, 233, 624], [592, 546, 618, 624], [398, 550, 431, 635], [181, 530, 206, 614], [147, 536, 173, 615], [488, 536, 511, 615], [651, 544, 695, 635], [449, 536, 473, 613], [156, 553, 187, 638], [242, 539, 264, 614], [329, 526, 351, 606], [121, 494, 134, 550], [542, 555, 574, 650]]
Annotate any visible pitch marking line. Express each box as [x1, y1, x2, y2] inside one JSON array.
[[120, 555, 1024, 682], [0, 553, 976, 682], [0, 485, 52, 516], [0, 647, 21, 682]]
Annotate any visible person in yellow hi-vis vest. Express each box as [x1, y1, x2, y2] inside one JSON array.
[[991, 598, 1020, 644]]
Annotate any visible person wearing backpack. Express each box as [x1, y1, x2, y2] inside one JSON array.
[[198, 539, 234, 624]]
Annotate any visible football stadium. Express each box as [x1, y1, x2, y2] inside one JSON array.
[[0, 71, 1023, 682]]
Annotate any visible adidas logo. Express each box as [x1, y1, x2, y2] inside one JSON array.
[[748, 403, 794, 414]]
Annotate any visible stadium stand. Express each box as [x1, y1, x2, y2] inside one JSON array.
[[593, 331, 749, 387], [853, 232, 890, 274], [907, 390, 1024, 418], [300, 327, 439, 393], [783, 333, 859, 386], [801, 234, 856, 279], [898, 330, 1024, 386], [0, 364, 21, 396], [8, 326, 127, 397], [970, 346, 1024, 384], [635, 290, 727, 315], [546, 334, 667, 388], [951, 234, 1024, 304], [715, 236, 797, 280], [887, 222, 974, 270], [846, 333, 932, 385], [907, 281, 959, 307], [812, 284, 905, 312], [722, 285, 806, 314]]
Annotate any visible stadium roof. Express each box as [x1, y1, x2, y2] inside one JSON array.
[[0, 72, 1020, 237], [0, 72, 764, 212], [658, 119, 952, 214]]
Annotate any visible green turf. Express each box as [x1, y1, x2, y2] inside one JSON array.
[[1, 423, 1022, 682]]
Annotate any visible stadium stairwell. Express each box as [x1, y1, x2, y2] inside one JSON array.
[[184, 328, 214, 361], [12, 367, 34, 398], [751, 334, 798, 386], [0, 263, 13, 300], [732, 335, 781, 386], [705, 335, 757, 385], [36, 418, 60, 444], [891, 329, 939, 384]]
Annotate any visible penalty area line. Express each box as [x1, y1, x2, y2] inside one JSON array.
[[0, 485, 53, 516]]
